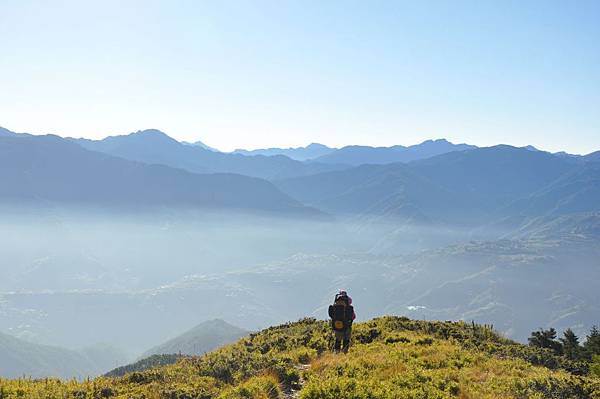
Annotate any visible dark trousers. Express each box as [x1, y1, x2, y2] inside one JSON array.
[[334, 327, 352, 353]]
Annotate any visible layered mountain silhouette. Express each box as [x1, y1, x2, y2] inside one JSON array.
[[71, 131, 484, 177], [0, 331, 126, 378], [585, 150, 600, 162], [504, 162, 600, 217], [0, 126, 21, 137], [233, 143, 335, 161], [275, 145, 592, 224], [312, 139, 476, 165], [2, 124, 598, 224], [141, 319, 247, 357], [181, 139, 219, 152], [277, 162, 460, 223], [0, 134, 315, 214], [410, 145, 579, 209], [73, 130, 344, 180]]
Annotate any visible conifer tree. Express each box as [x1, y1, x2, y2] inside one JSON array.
[[584, 325, 600, 357], [559, 328, 581, 360], [528, 328, 563, 355]]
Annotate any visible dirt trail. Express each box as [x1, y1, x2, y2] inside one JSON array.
[[284, 364, 310, 399]]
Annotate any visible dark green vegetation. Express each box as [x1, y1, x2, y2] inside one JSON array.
[[528, 325, 600, 366], [2, 317, 600, 398]]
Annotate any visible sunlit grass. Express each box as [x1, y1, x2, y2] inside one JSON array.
[[1, 317, 599, 399]]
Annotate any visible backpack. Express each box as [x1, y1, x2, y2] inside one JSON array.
[[328, 303, 353, 331]]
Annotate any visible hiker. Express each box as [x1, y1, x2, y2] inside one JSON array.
[[328, 290, 356, 353]]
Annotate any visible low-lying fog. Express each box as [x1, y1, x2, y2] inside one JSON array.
[[0, 205, 477, 293], [2, 205, 598, 376]]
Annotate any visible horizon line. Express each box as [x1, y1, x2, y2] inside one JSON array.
[[1, 125, 595, 156]]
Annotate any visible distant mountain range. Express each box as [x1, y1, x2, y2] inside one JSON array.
[[231, 139, 475, 164], [181, 139, 219, 152], [506, 162, 600, 217], [585, 150, 600, 162], [276, 145, 600, 225], [0, 133, 315, 214], [0, 331, 127, 378], [72, 130, 345, 180], [312, 139, 476, 165], [0, 127, 19, 137], [233, 143, 336, 161], [2, 124, 598, 226], [5, 125, 594, 176]]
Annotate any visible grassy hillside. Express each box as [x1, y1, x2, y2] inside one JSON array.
[[1, 317, 599, 398]]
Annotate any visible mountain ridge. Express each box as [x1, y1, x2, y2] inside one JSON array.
[[233, 143, 335, 161], [71, 129, 347, 180], [312, 138, 477, 165], [0, 134, 318, 215], [276, 145, 586, 224]]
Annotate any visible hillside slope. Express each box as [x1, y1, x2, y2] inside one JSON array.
[[313, 139, 476, 165], [0, 331, 125, 379], [233, 143, 335, 161], [142, 319, 248, 357], [503, 163, 600, 217], [0, 134, 315, 214], [276, 145, 581, 224], [73, 129, 345, 180], [2, 317, 599, 398]]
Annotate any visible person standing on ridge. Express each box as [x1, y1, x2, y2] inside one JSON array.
[[328, 290, 356, 353]]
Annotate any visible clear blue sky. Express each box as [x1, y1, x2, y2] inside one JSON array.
[[1, 0, 599, 153]]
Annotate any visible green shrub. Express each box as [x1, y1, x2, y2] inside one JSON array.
[[591, 355, 600, 378]]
